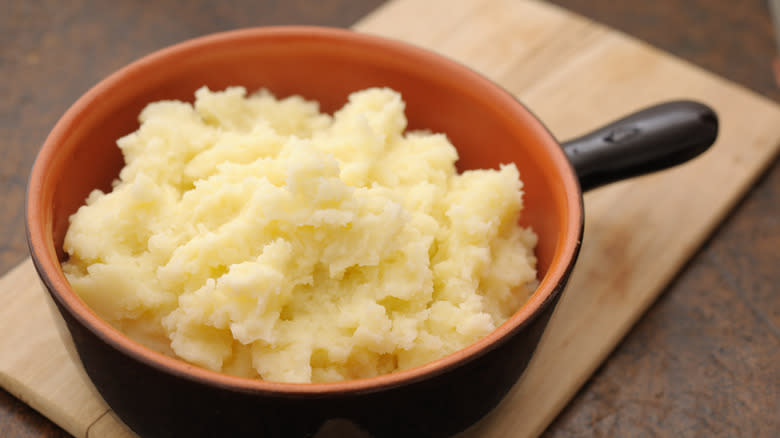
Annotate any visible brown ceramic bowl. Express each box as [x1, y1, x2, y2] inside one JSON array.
[[26, 27, 717, 438]]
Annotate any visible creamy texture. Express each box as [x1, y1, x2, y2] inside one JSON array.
[[63, 86, 538, 383]]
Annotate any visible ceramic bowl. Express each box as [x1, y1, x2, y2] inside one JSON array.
[[26, 27, 717, 438]]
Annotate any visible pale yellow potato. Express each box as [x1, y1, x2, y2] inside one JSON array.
[[63, 86, 538, 383]]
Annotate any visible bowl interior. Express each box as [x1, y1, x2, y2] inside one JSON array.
[[28, 27, 581, 390]]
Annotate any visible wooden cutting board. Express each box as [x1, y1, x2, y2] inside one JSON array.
[[2, 0, 779, 437]]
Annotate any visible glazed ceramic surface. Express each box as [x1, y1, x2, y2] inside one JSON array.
[[27, 27, 715, 437]]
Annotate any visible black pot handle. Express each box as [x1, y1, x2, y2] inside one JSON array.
[[561, 100, 718, 192]]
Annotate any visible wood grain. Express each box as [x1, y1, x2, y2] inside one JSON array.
[[1, 0, 779, 437], [0, 261, 107, 438]]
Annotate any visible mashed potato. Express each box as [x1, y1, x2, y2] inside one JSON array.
[[62, 86, 538, 383]]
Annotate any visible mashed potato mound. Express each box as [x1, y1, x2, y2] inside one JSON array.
[[63, 86, 538, 383]]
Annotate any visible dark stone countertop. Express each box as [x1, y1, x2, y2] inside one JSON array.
[[1, 1, 777, 437]]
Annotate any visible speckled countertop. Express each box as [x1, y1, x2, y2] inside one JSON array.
[[1, 1, 778, 436]]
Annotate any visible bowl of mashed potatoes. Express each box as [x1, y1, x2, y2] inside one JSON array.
[[26, 27, 717, 438]]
